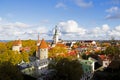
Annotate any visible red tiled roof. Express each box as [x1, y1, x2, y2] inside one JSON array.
[[18, 39, 22, 44], [13, 39, 22, 46], [56, 43, 66, 47], [80, 46, 87, 48], [73, 45, 78, 48], [68, 50, 77, 56], [39, 38, 48, 48], [20, 47, 30, 51], [98, 55, 106, 60], [85, 52, 90, 55]]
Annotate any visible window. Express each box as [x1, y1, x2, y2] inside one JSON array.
[[44, 49, 46, 51], [105, 63, 108, 65]]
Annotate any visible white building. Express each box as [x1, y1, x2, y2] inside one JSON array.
[[103, 60, 111, 68], [53, 26, 59, 44], [12, 39, 22, 52], [51, 26, 60, 47], [98, 55, 111, 68]]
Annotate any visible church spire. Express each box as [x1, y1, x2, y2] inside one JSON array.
[[38, 33, 40, 41], [54, 25, 58, 35], [53, 26, 59, 44], [37, 33, 41, 46]]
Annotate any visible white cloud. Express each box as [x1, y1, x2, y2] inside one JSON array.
[[105, 6, 120, 19], [58, 20, 86, 35], [108, 30, 120, 38], [40, 19, 49, 24], [106, 6, 119, 13], [0, 20, 49, 40], [0, 19, 120, 40], [57, 20, 120, 40], [102, 24, 110, 32], [0, 22, 31, 40], [14, 22, 30, 28], [89, 24, 110, 34], [75, 0, 93, 8], [55, 2, 66, 9], [105, 13, 120, 19], [33, 27, 48, 34], [0, 17, 2, 22], [85, 24, 110, 40], [115, 25, 120, 31]]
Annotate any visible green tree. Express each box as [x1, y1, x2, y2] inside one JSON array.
[[49, 46, 67, 58], [21, 51, 29, 62], [0, 50, 22, 65], [9, 51, 22, 65], [6, 41, 13, 50], [0, 42, 7, 54], [105, 46, 120, 59], [0, 62, 23, 80], [50, 58, 83, 80], [22, 40, 36, 56]]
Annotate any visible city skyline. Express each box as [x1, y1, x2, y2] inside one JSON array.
[[0, 0, 120, 40]]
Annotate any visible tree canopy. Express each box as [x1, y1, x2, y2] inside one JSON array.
[[49, 58, 83, 80], [0, 62, 23, 80], [48, 46, 67, 58], [104, 46, 120, 59]]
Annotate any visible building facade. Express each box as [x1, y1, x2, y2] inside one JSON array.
[[12, 39, 22, 52]]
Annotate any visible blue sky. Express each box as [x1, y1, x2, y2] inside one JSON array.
[[0, 0, 120, 40]]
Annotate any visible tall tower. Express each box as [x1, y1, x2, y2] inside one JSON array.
[[39, 38, 48, 60], [35, 38, 48, 76], [37, 33, 41, 46], [36, 34, 41, 58], [53, 26, 59, 44]]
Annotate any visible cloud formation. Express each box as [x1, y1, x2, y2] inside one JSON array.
[[0, 19, 120, 40], [0, 17, 2, 22], [58, 20, 86, 35], [105, 6, 120, 19], [0, 19, 48, 40], [57, 20, 120, 40], [55, 2, 66, 9], [74, 0, 93, 8], [106, 6, 119, 13]]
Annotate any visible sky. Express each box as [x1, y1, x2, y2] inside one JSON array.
[[0, 0, 120, 40]]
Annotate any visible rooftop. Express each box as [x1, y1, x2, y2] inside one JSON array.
[[39, 38, 48, 48]]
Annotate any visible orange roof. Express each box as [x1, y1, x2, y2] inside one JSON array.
[[98, 55, 107, 60], [56, 43, 66, 47], [18, 39, 22, 44], [20, 47, 30, 51], [13, 39, 22, 46], [80, 46, 87, 48], [39, 38, 48, 48], [73, 45, 78, 48], [85, 51, 91, 55]]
